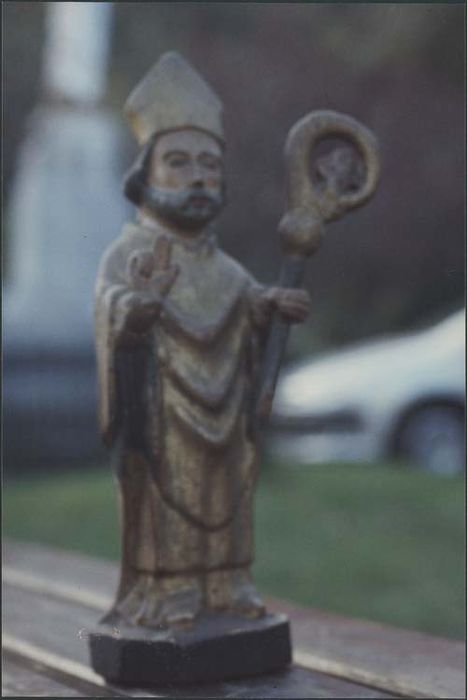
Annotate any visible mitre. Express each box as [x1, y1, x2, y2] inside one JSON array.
[[124, 51, 224, 146]]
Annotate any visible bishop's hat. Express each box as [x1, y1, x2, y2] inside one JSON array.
[[124, 52, 224, 146]]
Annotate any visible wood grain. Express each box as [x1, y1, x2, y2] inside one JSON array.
[[274, 598, 465, 699], [2, 655, 83, 697], [2, 584, 390, 698], [2, 540, 394, 698], [3, 539, 464, 698]]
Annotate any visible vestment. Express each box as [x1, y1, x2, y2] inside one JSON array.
[[95, 221, 263, 610]]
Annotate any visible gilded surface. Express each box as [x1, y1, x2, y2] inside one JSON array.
[[257, 109, 380, 417], [96, 221, 263, 625], [94, 52, 383, 632]]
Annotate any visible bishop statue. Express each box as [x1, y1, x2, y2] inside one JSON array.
[[94, 52, 309, 634], [90, 49, 380, 685]]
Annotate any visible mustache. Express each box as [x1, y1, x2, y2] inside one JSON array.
[[140, 183, 225, 230], [144, 185, 223, 211]]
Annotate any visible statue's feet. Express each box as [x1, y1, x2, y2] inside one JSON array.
[[112, 573, 202, 629], [228, 569, 266, 618], [156, 579, 203, 628], [206, 568, 266, 618], [113, 573, 162, 627]]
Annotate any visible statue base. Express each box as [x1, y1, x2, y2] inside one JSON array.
[[89, 612, 291, 686]]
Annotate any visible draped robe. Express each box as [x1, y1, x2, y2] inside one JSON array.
[[95, 222, 263, 602]]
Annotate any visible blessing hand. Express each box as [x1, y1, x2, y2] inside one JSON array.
[[123, 236, 179, 333], [127, 236, 179, 297]]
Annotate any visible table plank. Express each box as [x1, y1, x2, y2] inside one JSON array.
[[4, 539, 464, 698], [2, 655, 83, 697], [277, 599, 465, 699], [2, 634, 151, 698], [2, 581, 390, 698]]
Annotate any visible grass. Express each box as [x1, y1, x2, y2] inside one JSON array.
[[3, 459, 464, 640]]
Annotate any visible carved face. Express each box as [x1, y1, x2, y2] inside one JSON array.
[[144, 128, 225, 232]]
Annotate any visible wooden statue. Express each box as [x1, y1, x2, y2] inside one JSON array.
[[89, 52, 379, 686]]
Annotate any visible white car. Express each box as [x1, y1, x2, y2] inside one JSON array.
[[269, 309, 465, 475]]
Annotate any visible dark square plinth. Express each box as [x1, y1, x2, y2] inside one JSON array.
[[89, 612, 291, 686]]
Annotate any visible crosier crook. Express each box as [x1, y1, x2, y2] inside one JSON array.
[[257, 109, 381, 419]]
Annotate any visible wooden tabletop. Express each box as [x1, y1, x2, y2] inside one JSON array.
[[2, 539, 465, 698]]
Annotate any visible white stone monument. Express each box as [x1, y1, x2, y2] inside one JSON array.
[[4, 2, 130, 468]]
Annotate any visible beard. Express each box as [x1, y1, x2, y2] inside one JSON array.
[[141, 184, 224, 231]]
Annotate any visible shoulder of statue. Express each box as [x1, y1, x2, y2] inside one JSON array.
[[215, 248, 258, 289], [103, 221, 155, 263], [96, 222, 138, 290], [120, 220, 154, 245], [215, 248, 247, 277]]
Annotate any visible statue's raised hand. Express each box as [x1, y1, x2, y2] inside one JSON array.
[[123, 236, 179, 333], [127, 236, 179, 294]]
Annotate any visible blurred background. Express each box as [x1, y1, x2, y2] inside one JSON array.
[[3, 2, 465, 639]]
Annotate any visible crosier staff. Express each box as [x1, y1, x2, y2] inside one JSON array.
[[256, 110, 381, 419]]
